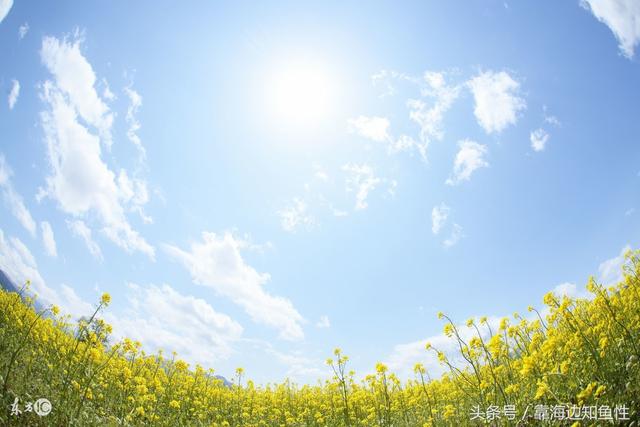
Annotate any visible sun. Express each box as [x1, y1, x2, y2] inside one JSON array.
[[265, 58, 335, 126]]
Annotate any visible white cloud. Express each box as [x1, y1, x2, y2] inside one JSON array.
[[67, 220, 102, 261], [39, 35, 154, 259], [59, 284, 94, 318], [124, 86, 146, 160], [468, 70, 526, 134], [385, 338, 436, 378], [41, 34, 113, 144], [431, 203, 450, 235], [443, 223, 463, 248], [431, 203, 462, 247], [316, 315, 330, 328], [108, 283, 243, 365], [0, 228, 101, 320], [348, 116, 391, 142], [358, 70, 460, 161], [243, 339, 329, 381], [407, 71, 461, 158], [278, 198, 315, 232], [117, 170, 152, 224], [331, 206, 349, 217], [581, 0, 640, 58], [598, 245, 631, 285], [313, 164, 329, 182], [100, 78, 115, 101], [343, 163, 381, 210], [535, 282, 593, 320], [0, 155, 37, 237], [371, 69, 413, 98], [266, 346, 327, 380], [387, 179, 398, 197], [545, 115, 561, 126], [385, 316, 502, 379], [551, 282, 590, 300], [543, 105, 561, 127], [18, 22, 29, 39], [8, 79, 19, 110], [40, 221, 57, 257], [164, 232, 305, 341], [10, 276, 244, 367], [530, 128, 549, 152], [0, 228, 79, 314], [388, 134, 418, 155], [315, 170, 329, 181], [0, 0, 12, 23], [446, 139, 489, 185]]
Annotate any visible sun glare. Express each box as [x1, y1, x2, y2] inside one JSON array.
[[266, 59, 335, 126]]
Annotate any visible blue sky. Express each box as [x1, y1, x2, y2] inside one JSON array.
[[0, 0, 639, 383]]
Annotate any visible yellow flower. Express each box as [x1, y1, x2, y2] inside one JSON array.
[[534, 380, 549, 399], [543, 292, 556, 306], [175, 360, 189, 371], [443, 323, 454, 337], [577, 382, 597, 403], [520, 356, 535, 376], [505, 383, 519, 394], [469, 337, 482, 348], [499, 317, 509, 330], [599, 336, 608, 350], [100, 292, 111, 306], [443, 404, 455, 419], [89, 348, 101, 362]]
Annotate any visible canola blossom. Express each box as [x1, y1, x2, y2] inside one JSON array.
[[1, 251, 640, 426]]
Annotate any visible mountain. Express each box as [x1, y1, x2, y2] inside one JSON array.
[[0, 268, 21, 294], [0, 268, 45, 311], [214, 375, 232, 388]]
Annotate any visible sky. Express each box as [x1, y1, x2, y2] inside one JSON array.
[[0, 0, 639, 383]]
